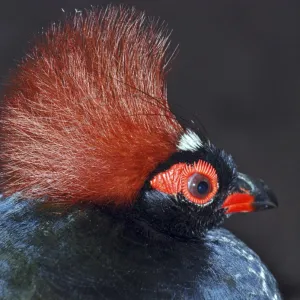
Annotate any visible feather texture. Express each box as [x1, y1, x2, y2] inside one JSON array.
[[0, 6, 183, 204]]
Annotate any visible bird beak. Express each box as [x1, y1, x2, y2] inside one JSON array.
[[222, 172, 278, 214]]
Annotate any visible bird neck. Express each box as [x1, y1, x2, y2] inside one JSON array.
[[98, 202, 211, 243]]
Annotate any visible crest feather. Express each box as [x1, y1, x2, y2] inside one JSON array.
[[0, 6, 183, 204]]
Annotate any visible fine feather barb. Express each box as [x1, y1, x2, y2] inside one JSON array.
[[0, 6, 183, 205]]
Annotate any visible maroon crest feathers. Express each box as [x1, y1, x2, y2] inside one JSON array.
[[0, 6, 183, 205]]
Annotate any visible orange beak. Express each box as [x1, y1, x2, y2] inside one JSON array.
[[222, 173, 278, 214]]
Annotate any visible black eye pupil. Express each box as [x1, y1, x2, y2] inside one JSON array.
[[197, 181, 209, 194]]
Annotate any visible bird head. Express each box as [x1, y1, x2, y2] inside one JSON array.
[[0, 7, 278, 239], [133, 129, 278, 238]]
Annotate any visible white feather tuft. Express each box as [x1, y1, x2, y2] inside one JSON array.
[[177, 129, 203, 152]]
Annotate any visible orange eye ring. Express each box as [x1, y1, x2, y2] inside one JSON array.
[[181, 161, 218, 205], [150, 160, 218, 206]]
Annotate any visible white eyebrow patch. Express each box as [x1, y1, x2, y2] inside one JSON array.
[[177, 129, 203, 152]]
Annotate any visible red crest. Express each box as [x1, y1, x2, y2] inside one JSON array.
[[0, 7, 183, 205]]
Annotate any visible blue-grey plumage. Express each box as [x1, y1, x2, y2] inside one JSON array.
[[0, 194, 280, 300]]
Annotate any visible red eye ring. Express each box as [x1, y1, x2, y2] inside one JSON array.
[[150, 160, 218, 206], [181, 161, 218, 205]]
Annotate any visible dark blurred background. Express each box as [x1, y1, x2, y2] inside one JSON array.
[[0, 0, 299, 298]]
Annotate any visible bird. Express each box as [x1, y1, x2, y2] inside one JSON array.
[[0, 6, 281, 300]]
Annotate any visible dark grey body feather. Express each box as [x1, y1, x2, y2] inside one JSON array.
[[0, 195, 280, 300]]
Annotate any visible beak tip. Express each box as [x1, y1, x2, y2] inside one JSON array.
[[252, 193, 278, 211], [257, 179, 279, 210]]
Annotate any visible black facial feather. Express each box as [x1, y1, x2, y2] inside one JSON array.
[[134, 142, 238, 239]]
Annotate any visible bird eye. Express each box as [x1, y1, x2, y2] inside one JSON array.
[[188, 173, 211, 198], [181, 160, 218, 205], [150, 160, 218, 206]]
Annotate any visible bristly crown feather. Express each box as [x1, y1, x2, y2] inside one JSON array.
[[0, 6, 183, 205]]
